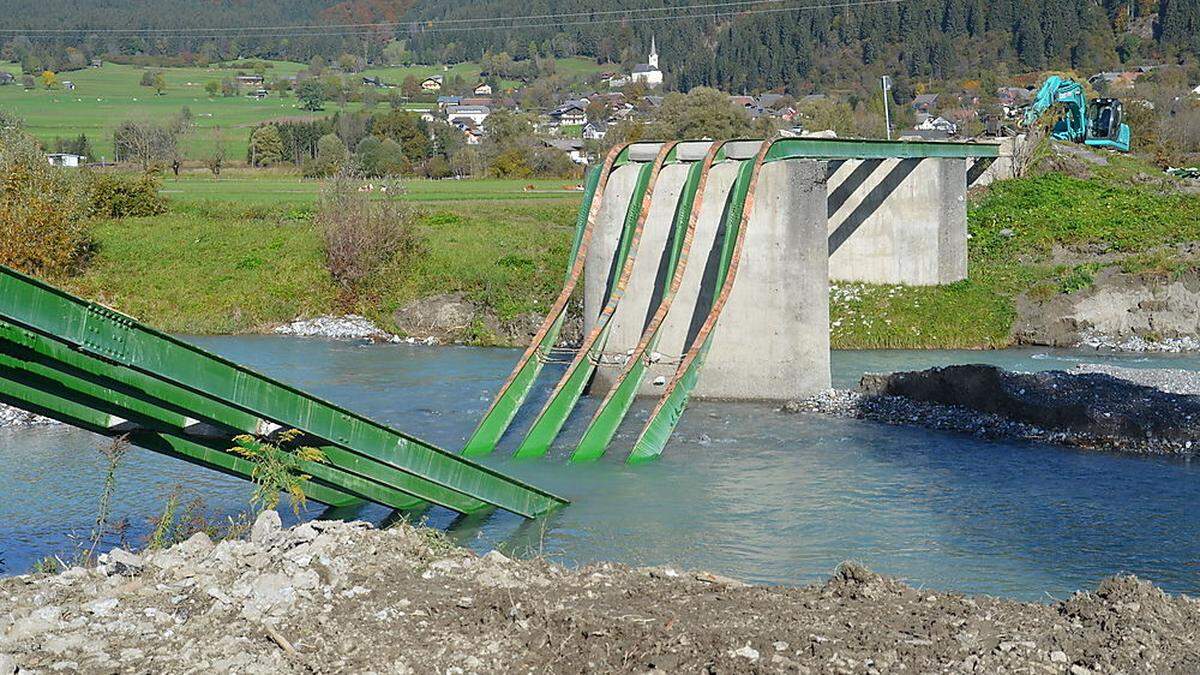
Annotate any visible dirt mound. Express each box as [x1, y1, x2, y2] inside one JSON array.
[[858, 364, 1200, 455], [3, 515, 1200, 673]]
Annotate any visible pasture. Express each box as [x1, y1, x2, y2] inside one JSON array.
[[0, 56, 610, 160]]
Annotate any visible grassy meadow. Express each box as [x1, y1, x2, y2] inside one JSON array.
[[0, 57, 608, 160], [61, 173, 582, 338]]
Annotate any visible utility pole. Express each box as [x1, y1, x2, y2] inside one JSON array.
[[881, 75, 893, 140]]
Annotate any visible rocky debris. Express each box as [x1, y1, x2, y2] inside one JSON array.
[[0, 403, 56, 429], [392, 293, 584, 347], [1070, 364, 1200, 395], [273, 315, 410, 343], [3, 515, 1200, 673], [789, 364, 1200, 455], [1014, 267, 1200, 351]]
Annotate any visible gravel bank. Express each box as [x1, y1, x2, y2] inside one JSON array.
[[3, 514, 1198, 674], [273, 315, 436, 345], [789, 364, 1200, 455], [0, 404, 55, 429]]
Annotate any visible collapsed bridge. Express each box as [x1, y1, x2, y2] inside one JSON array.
[[0, 136, 998, 518], [465, 137, 1000, 462]]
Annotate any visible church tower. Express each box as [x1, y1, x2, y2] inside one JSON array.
[[648, 36, 659, 70]]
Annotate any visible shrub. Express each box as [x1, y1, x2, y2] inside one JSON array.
[[230, 429, 326, 514], [0, 128, 91, 275], [315, 170, 423, 294], [302, 133, 349, 178], [86, 172, 168, 218]]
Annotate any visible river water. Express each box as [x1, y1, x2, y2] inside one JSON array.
[[2, 336, 1198, 601]]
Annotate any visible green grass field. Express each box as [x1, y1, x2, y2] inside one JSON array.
[[161, 171, 586, 207], [0, 56, 608, 160], [60, 175, 582, 338], [0, 60, 336, 159]]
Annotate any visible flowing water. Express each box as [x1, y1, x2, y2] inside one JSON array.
[[2, 336, 1199, 601]]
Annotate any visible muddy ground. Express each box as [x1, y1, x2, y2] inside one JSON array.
[[2, 514, 1198, 674]]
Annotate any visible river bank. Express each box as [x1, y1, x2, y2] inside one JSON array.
[[793, 364, 1200, 456], [2, 513, 1197, 674]]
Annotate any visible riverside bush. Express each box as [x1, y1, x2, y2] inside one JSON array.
[[315, 171, 423, 295], [87, 172, 168, 218], [0, 128, 91, 275]]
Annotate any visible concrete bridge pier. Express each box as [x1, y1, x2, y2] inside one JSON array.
[[826, 157, 967, 285], [696, 158, 830, 399], [582, 143, 664, 336]]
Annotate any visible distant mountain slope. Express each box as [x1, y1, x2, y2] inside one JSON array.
[[402, 0, 1200, 93]]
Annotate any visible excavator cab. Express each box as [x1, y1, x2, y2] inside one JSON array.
[[1084, 98, 1131, 152]]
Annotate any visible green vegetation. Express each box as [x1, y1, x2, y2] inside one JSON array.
[[0, 61, 321, 158], [830, 154, 1200, 349], [61, 175, 579, 336], [230, 429, 327, 515]]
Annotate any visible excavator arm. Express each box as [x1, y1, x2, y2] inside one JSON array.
[[1021, 75, 1130, 152]]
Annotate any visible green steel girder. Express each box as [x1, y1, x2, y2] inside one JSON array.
[[0, 369, 361, 508], [759, 137, 999, 161], [571, 154, 709, 462], [460, 141, 668, 458], [459, 153, 611, 457], [0, 266, 566, 518], [512, 154, 662, 459], [628, 156, 758, 463], [0, 333, 436, 511]]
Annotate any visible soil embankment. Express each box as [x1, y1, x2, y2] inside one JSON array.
[[3, 514, 1199, 673], [794, 364, 1200, 455], [1014, 266, 1200, 351]]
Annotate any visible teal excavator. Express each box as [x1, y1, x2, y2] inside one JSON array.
[[1021, 75, 1131, 152]]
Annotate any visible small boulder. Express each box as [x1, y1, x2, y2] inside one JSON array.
[[106, 548, 144, 576], [250, 511, 282, 545]]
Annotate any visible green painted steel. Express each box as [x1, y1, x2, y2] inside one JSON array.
[[460, 152, 616, 458], [0, 319, 428, 509], [0, 266, 567, 518], [512, 156, 661, 459], [627, 157, 757, 463], [570, 156, 708, 462], [0, 369, 360, 508], [759, 137, 999, 161]]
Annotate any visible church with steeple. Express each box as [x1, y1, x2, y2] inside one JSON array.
[[631, 37, 663, 87]]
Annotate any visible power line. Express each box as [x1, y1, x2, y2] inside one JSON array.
[[0, 0, 902, 38], [0, 0, 802, 33]]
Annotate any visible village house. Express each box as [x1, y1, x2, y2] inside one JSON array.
[[0, 72, 13, 86], [996, 86, 1034, 116], [549, 100, 587, 127], [912, 93, 940, 113], [235, 74, 264, 86], [247, 88, 269, 99], [421, 76, 443, 92], [631, 37, 663, 87], [914, 114, 957, 135], [583, 121, 608, 140], [473, 82, 492, 96], [436, 95, 463, 109], [543, 138, 588, 165], [46, 153, 85, 168], [445, 104, 490, 127]]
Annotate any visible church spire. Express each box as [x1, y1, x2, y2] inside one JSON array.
[[649, 36, 659, 69]]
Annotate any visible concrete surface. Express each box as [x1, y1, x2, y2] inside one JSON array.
[[631, 157, 747, 397], [583, 159, 650, 336], [590, 158, 695, 391], [696, 159, 830, 399], [826, 157, 967, 285]]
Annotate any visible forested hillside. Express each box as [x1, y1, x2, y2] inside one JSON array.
[[2, 0, 1199, 94], [403, 0, 1200, 92]]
